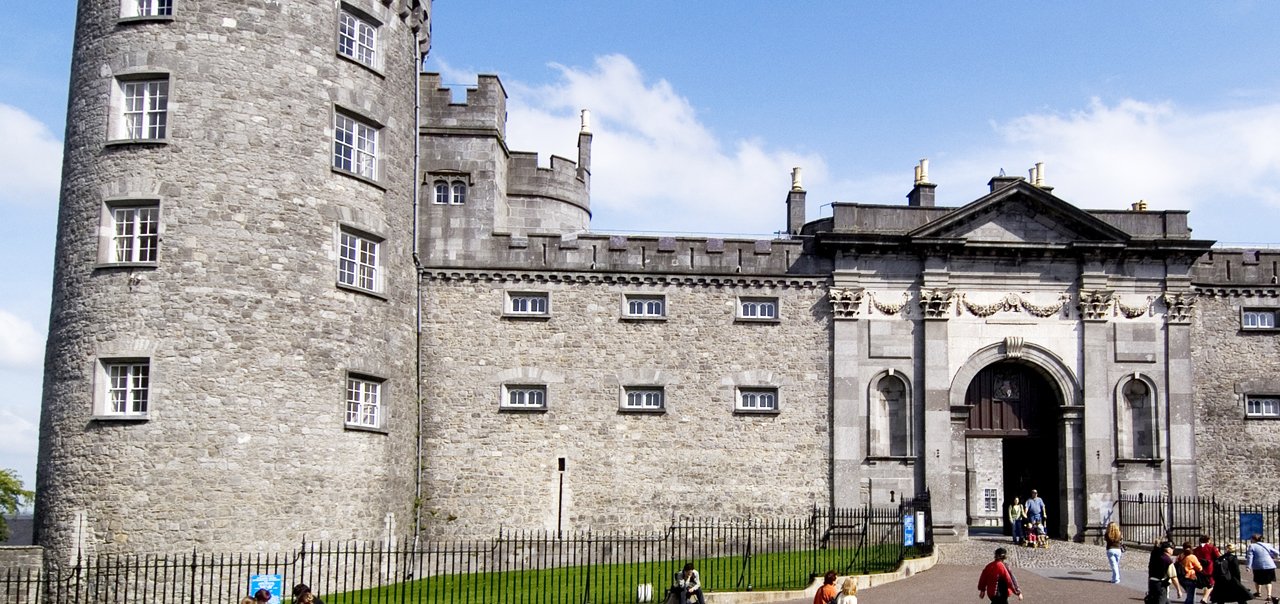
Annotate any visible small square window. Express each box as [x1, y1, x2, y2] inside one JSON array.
[[338, 228, 382, 293], [345, 375, 382, 429], [1246, 396, 1280, 419], [738, 297, 779, 321], [337, 9, 379, 69], [983, 488, 998, 513], [1243, 309, 1278, 330], [622, 294, 666, 320], [736, 387, 779, 413], [506, 292, 550, 317], [111, 77, 169, 141], [621, 387, 665, 412], [121, 0, 172, 18], [96, 359, 150, 418], [334, 112, 378, 180], [104, 202, 160, 264], [502, 385, 547, 411]]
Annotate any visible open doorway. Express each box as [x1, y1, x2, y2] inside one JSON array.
[[964, 361, 1062, 538]]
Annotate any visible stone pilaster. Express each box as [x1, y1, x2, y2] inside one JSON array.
[[830, 286, 864, 508], [1164, 290, 1197, 498]]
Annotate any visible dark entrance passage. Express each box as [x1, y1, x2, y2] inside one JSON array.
[[965, 361, 1062, 538]]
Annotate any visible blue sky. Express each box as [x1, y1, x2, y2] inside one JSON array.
[[2, 2, 1279, 499]]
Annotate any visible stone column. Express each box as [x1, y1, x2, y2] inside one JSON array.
[[1060, 405, 1086, 539], [1079, 288, 1114, 534], [1164, 290, 1197, 498], [919, 285, 961, 540], [830, 287, 864, 508]]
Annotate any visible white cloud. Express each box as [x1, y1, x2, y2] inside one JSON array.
[[0, 104, 63, 208], [934, 98, 1280, 214], [499, 55, 827, 235], [0, 310, 44, 369]]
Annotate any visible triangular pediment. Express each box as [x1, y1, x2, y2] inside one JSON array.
[[909, 181, 1130, 245]]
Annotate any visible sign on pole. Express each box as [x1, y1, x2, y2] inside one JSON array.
[[249, 574, 283, 604], [903, 514, 915, 547]]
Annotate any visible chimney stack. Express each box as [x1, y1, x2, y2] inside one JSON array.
[[907, 159, 937, 207], [786, 167, 806, 235], [576, 109, 592, 183]]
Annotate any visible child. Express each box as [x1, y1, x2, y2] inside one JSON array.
[[1025, 522, 1039, 548], [1034, 522, 1049, 548]]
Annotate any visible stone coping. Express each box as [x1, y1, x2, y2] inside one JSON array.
[[701, 550, 939, 604]]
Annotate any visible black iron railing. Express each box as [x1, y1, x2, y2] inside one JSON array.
[[1, 496, 932, 603], [1116, 494, 1280, 552]]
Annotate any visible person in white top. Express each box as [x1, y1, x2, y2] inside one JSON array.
[[834, 577, 858, 604]]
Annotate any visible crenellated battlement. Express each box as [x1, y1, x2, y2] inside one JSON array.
[[1194, 248, 1280, 286], [421, 73, 507, 136], [393, 0, 432, 53], [508, 152, 588, 210]]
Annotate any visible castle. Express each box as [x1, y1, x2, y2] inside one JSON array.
[[35, 0, 1280, 557]]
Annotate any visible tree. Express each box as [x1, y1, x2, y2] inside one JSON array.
[[0, 468, 34, 542]]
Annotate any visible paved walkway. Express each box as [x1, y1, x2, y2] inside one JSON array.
[[768, 535, 1154, 603]]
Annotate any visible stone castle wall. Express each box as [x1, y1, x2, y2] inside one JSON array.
[[418, 275, 832, 537], [37, 0, 427, 555], [1191, 249, 1280, 502]]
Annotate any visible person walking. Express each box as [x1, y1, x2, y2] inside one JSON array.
[[1178, 541, 1205, 604], [1149, 540, 1185, 604], [1210, 543, 1253, 604], [834, 577, 858, 604], [1193, 535, 1221, 603], [1008, 498, 1026, 545], [1246, 533, 1279, 603], [1104, 522, 1125, 584], [1024, 490, 1046, 526], [977, 547, 1023, 603]]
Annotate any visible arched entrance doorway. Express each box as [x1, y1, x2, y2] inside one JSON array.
[[964, 360, 1063, 538]]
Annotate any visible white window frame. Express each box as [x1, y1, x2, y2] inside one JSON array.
[[333, 111, 378, 180], [337, 8, 379, 69], [106, 202, 160, 264], [622, 294, 666, 320], [738, 296, 779, 321], [505, 292, 550, 317], [621, 387, 665, 412], [345, 375, 383, 429], [502, 385, 547, 411], [983, 488, 998, 513], [1243, 309, 1278, 330], [432, 179, 467, 205], [1246, 395, 1280, 419], [121, 0, 172, 18], [736, 387, 779, 414], [95, 359, 151, 419], [337, 227, 382, 293], [111, 76, 169, 141]]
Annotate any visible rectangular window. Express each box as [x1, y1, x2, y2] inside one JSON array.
[[507, 292, 550, 316], [109, 204, 160, 263], [122, 0, 172, 18], [104, 361, 149, 417], [623, 294, 665, 319], [338, 229, 380, 292], [737, 387, 779, 412], [337, 10, 378, 68], [1246, 396, 1280, 418], [345, 376, 382, 428], [334, 112, 378, 179], [117, 78, 169, 140], [983, 488, 998, 513], [622, 387, 665, 411], [503, 385, 547, 410], [1243, 309, 1278, 330], [738, 297, 779, 321]]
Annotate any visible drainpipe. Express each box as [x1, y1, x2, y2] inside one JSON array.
[[411, 22, 426, 545]]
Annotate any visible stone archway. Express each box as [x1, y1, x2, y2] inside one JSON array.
[[950, 338, 1085, 540]]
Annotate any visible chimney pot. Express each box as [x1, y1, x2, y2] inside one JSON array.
[[579, 109, 591, 134], [791, 167, 804, 191]]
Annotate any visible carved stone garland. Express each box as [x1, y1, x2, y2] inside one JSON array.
[[829, 288, 865, 319], [1115, 295, 1154, 319], [1019, 294, 1069, 318], [869, 292, 909, 316]]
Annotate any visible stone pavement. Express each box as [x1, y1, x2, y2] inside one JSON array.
[[767, 535, 1156, 603]]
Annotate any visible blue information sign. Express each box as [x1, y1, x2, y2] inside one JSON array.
[[249, 574, 283, 604], [1241, 513, 1264, 542], [903, 514, 915, 547]]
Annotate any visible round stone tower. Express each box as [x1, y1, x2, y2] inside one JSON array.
[[36, 0, 430, 556]]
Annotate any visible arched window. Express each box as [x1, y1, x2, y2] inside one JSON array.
[[1117, 377, 1157, 459], [433, 181, 448, 204], [870, 373, 911, 457], [451, 180, 467, 204]]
